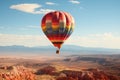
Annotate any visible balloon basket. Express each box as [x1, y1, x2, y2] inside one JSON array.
[[56, 49, 60, 54]]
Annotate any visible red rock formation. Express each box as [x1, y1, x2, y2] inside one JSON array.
[[36, 66, 56, 75], [0, 66, 119, 80], [57, 69, 119, 80], [0, 66, 35, 80]]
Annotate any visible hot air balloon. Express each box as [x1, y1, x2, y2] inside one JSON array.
[[41, 11, 74, 54]]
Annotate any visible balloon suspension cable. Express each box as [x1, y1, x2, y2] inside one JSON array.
[[56, 48, 60, 54]]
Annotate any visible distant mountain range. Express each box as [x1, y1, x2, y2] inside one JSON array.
[[0, 45, 120, 55]]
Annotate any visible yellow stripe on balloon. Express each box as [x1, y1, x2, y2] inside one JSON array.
[[41, 26, 47, 32], [52, 25, 59, 31], [71, 16, 75, 31], [66, 25, 71, 31], [71, 23, 74, 32]]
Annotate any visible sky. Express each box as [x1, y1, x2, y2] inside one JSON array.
[[0, 0, 120, 49]]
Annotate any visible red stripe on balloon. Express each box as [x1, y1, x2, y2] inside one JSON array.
[[63, 12, 71, 26], [52, 12, 59, 26], [46, 34, 70, 41]]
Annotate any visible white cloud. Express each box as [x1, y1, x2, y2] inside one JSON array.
[[26, 25, 39, 28], [10, 3, 41, 13], [34, 9, 55, 14], [0, 33, 120, 49], [0, 34, 51, 47], [45, 2, 57, 5], [66, 33, 120, 49], [89, 32, 113, 37], [10, 3, 55, 14], [19, 25, 40, 31], [69, 0, 80, 4]]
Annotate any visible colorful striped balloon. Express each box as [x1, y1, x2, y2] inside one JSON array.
[[41, 11, 75, 54]]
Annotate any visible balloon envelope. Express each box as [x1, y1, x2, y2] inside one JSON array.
[[41, 11, 75, 54]]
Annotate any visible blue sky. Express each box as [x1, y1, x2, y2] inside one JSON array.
[[0, 0, 120, 49]]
